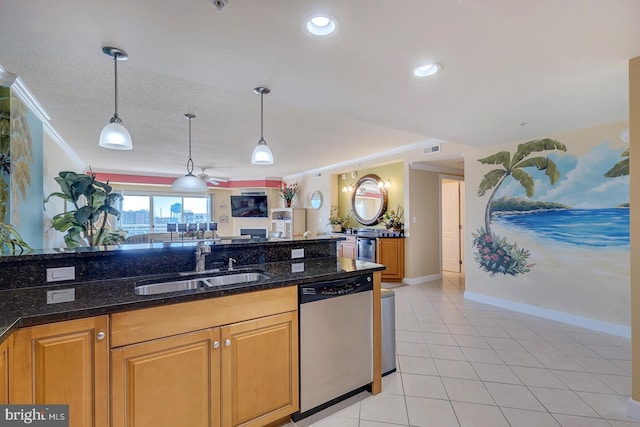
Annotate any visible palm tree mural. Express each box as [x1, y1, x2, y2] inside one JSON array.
[[473, 138, 566, 276]]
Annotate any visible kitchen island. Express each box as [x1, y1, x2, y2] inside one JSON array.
[[0, 237, 385, 427]]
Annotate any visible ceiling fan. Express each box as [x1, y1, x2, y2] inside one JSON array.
[[198, 167, 228, 186]]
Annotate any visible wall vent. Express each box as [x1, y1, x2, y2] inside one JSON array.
[[423, 143, 441, 155]]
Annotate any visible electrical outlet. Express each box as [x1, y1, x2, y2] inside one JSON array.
[[46, 266, 75, 282], [291, 248, 304, 259], [291, 262, 305, 273], [47, 288, 76, 304]]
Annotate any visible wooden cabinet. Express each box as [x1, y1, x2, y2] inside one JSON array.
[[270, 208, 306, 238], [338, 235, 356, 259], [10, 316, 109, 427], [110, 287, 299, 427], [221, 311, 298, 427], [376, 238, 405, 282], [0, 336, 10, 404], [111, 328, 221, 427]]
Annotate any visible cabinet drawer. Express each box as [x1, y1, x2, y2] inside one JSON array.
[[111, 286, 297, 348]]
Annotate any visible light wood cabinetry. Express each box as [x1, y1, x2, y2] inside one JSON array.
[[111, 328, 221, 427], [270, 208, 306, 238], [337, 235, 357, 259], [10, 316, 109, 427], [376, 238, 405, 282], [0, 336, 10, 404], [221, 311, 298, 427], [110, 287, 299, 427]]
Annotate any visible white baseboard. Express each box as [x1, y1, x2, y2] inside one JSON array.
[[464, 292, 630, 338], [403, 273, 442, 285], [628, 398, 640, 420]]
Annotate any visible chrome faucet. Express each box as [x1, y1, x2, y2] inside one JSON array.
[[195, 241, 212, 272], [228, 257, 237, 270]]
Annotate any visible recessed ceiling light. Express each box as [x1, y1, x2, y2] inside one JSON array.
[[306, 15, 337, 36], [413, 63, 442, 77]]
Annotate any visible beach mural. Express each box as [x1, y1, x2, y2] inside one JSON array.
[[465, 121, 631, 327]]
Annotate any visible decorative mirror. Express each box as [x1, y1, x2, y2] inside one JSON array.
[[350, 174, 388, 225], [310, 191, 323, 210]]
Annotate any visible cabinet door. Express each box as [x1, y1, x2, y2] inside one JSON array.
[[377, 238, 404, 281], [10, 316, 109, 427], [221, 311, 298, 427], [342, 242, 357, 259], [111, 328, 221, 427], [0, 336, 10, 404]]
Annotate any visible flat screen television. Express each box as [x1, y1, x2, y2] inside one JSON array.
[[230, 195, 268, 218]]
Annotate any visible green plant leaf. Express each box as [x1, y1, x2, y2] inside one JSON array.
[[477, 151, 511, 169], [477, 169, 506, 196], [511, 169, 535, 197]]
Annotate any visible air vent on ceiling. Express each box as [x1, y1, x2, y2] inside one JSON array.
[[423, 143, 441, 155]]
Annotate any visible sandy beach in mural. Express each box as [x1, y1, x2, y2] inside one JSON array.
[[480, 222, 631, 326]]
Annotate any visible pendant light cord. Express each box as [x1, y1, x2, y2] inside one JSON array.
[[113, 53, 119, 119], [187, 116, 194, 174], [260, 91, 264, 142]]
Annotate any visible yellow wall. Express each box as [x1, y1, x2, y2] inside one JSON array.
[[335, 162, 404, 229], [630, 56, 640, 401]]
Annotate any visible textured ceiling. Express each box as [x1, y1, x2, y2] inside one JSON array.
[[0, 0, 638, 181]]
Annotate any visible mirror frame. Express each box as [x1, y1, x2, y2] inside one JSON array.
[[310, 191, 323, 210], [350, 174, 388, 226]]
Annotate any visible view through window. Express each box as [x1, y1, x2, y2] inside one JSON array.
[[118, 194, 212, 236]]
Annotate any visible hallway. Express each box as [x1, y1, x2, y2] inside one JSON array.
[[290, 273, 637, 427]]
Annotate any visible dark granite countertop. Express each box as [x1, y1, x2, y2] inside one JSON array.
[[0, 256, 384, 344]]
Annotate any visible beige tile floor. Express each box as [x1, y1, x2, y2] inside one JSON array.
[[283, 272, 638, 427]]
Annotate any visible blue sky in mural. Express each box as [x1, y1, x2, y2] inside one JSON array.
[[495, 141, 629, 209]]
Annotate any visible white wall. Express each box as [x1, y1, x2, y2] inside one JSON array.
[[464, 121, 630, 327]]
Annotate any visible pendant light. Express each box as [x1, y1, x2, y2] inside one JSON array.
[[251, 86, 274, 165], [172, 114, 209, 193], [99, 46, 133, 150]]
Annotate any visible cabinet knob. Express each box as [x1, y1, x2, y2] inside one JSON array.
[[96, 331, 106, 341], [225, 339, 231, 347], [213, 341, 220, 349]]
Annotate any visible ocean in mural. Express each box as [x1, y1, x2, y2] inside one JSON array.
[[494, 208, 629, 247]]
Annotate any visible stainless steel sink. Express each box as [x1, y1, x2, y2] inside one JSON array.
[[134, 271, 271, 295], [134, 279, 207, 295], [202, 272, 271, 288]]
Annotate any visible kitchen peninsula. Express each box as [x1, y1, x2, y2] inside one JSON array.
[[0, 236, 385, 427]]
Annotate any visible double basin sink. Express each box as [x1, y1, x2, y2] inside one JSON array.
[[134, 269, 272, 296]]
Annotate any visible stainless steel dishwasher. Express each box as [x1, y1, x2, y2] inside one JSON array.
[[295, 274, 373, 419]]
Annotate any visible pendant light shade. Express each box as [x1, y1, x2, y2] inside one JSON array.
[[172, 114, 208, 193], [251, 87, 274, 165], [99, 46, 133, 150]]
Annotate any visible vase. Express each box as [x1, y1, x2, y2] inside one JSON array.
[[331, 224, 342, 232], [285, 199, 292, 208]]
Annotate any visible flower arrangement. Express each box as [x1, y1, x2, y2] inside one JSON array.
[[327, 205, 348, 226], [471, 227, 533, 276], [278, 182, 298, 207], [379, 204, 404, 230]]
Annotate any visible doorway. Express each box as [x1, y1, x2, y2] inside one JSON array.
[[441, 177, 464, 273]]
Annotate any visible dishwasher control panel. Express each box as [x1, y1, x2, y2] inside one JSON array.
[[299, 274, 372, 303]]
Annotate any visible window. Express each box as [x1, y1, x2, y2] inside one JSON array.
[[118, 193, 212, 236]]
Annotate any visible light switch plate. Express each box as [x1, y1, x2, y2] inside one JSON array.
[[46, 266, 76, 282], [291, 262, 305, 273], [47, 288, 76, 304], [291, 248, 304, 259]]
